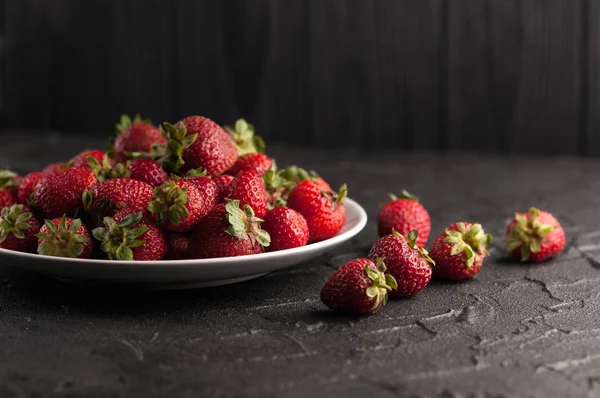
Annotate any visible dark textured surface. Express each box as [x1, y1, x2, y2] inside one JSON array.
[[2, 132, 600, 397], [2, 1, 599, 155]]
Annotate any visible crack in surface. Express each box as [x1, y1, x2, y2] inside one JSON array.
[[524, 277, 563, 302], [537, 353, 600, 373]]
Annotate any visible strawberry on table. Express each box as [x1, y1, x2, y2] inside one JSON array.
[[0, 204, 40, 253], [189, 200, 271, 259], [320, 258, 398, 316], [368, 229, 434, 297], [113, 114, 166, 162], [33, 168, 97, 219], [128, 159, 168, 187], [18, 172, 45, 205], [36, 215, 93, 259], [378, 189, 430, 247], [287, 180, 347, 243], [261, 207, 309, 251], [164, 116, 237, 176], [429, 222, 492, 281], [224, 118, 265, 156], [228, 153, 272, 177], [505, 207, 565, 262], [223, 170, 269, 218], [148, 180, 210, 233], [93, 211, 167, 261]]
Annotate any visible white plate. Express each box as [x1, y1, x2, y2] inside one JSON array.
[[0, 198, 367, 289]]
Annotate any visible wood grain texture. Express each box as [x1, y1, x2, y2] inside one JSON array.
[[308, 0, 442, 150], [0, 0, 597, 155], [587, 0, 600, 156], [447, 0, 584, 154], [447, 0, 523, 152], [509, 0, 583, 155], [0, 0, 4, 127]]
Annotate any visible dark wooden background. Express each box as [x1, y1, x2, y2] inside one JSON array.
[[1, 0, 599, 155]]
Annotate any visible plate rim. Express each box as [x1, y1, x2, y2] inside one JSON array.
[[0, 197, 368, 267]]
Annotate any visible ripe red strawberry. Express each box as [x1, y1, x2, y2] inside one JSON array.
[[224, 118, 265, 155], [287, 181, 347, 243], [84, 178, 154, 219], [70, 150, 110, 169], [261, 207, 309, 251], [113, 114, 166, 162], [42, 162, 68, 175], [264, 165, 333, 209], [164, 116, 237, 176], [33, 168, 97, 219], [179, 169, 219, 205], [429, 222, 492, 281], [128, 159, 168, 187], [505, 207, 565, 262], [36, 215, 93, 259], [278, 165, 332, 192], [93, 211, 167, 261], [223, 170, 268, 218], [165, 232, 191, 260], [0, 191, 17, 210], [228, 153, 272, 177], [0, 205, 40, 253], [368, 230, 434, 297], [148, 180, 209, 232], [213, 174, 234, 202], [0, 169, 21, 199], [320, 258, 398, 316], [378, 190, 430, 247], [189, 200, 271, 258], [18, 172, 45, 205]]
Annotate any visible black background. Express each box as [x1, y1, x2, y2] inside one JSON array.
[[1, 0, 598, 155]]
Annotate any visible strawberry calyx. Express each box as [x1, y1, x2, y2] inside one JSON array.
[[394, 229, 435, 265], [36, 215, 89, 258], [505, 207, 554, 261], [0, 169, 20, 190], [148, 182, 190, 227], [224, 118, 265, 155], [380, 189, 418, 208], [444, 222, 492, 269], [160, 122, 198, 173], [365, 258, 398, 309], [0, 204, 33, 242], [87, 155, 129, 182], [115, 113, 152, 136], [82, 189, 112, 228], [392, 189, 418, 201], [168, 168, 208, 181], [224, 199, 271, 249], [184, 168, 208, 177], [323, 184, 348, 210], [92, 212, 148, 261]]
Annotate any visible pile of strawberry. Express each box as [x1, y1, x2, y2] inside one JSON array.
[[0, 115, 348, 260], [321, 191, 567, 316]]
